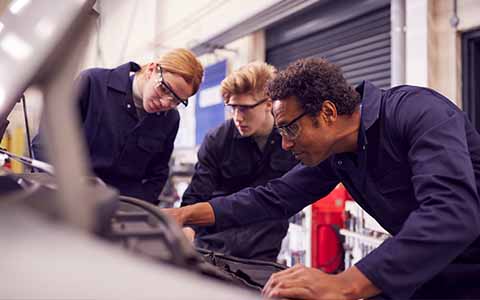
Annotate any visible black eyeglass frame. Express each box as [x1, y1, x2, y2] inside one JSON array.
[[155, 64, 189, 107], [276, 111, 309, 140], [225, 97, 269, 112]]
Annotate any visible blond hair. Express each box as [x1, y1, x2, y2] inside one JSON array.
[[142, 48, 204, 95], [220, 62, 276, 103]]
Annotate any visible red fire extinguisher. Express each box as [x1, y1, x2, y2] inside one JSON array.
[[311, 184, 349, 273]]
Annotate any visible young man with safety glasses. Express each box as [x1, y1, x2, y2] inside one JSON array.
[[165, 57, 480, 299], [180, 62, 298, 262], [32, 49, 203, 204]]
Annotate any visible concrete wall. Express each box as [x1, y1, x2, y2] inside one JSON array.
[[83, 0, 158, 68], [395, 0, 480, 106], [83, 0, 277, 65], [155, 0, 278, 50], [406, 0, 429, 87], [427, 0, 458, 104], [428, 0, 480, 107]]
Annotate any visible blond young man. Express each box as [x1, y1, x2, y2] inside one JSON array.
[[181, 62, 297, 261]]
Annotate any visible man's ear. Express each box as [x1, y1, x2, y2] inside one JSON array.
[[320, 100, 337, 124]]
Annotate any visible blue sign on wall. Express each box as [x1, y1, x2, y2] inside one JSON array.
[[195, 60, 227, 145]]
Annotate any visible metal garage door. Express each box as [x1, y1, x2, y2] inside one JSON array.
[[462, 29, 480, 132], [266, 4, 391, 89]]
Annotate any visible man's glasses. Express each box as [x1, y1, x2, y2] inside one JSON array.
[[276, 111, 309, 140], [155, 64, 189, 107], [226, 98, 269, 114]]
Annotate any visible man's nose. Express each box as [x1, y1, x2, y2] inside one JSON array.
[[281, 135, 295, 151], [233, 109, 244, 122]]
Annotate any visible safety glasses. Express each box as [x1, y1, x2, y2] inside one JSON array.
[[225, 98, 269, 114], [276, 111, 308, 140], [155, 64, 189, 107]]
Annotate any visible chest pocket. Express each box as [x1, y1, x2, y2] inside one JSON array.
[[116, 135, 165, 178]]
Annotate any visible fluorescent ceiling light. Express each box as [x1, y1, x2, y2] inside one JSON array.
[[0, 33, 33, 61], [9, 0, 31, 15]]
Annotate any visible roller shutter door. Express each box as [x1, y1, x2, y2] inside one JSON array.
[[266, 5, 391, 89], [462, 29, 480, 132]]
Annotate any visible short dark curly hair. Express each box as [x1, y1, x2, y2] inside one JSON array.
[[266, 58, 360, 116]]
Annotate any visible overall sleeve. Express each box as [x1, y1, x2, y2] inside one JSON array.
[[142, 116, 180, 202], [181, 132, 221, 206], [209, 161, 339, 231], [356, 90, 480, 299], [32, 72, 91, 162]]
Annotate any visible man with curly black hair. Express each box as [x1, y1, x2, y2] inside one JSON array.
[[164, 58, 480, 299]]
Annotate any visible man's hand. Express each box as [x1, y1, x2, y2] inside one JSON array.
[[161, 202, 216, 227], [182, 227, 196, 243], [263, 264, 349, 300], [262, 264, 380, 300], [162, 207, 187, 227]]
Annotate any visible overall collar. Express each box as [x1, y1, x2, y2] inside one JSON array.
[[107, 62, 141, 93], [335, 81, 383, 170], [107, 62, 141, 120], [356, 80, 382, 131]]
